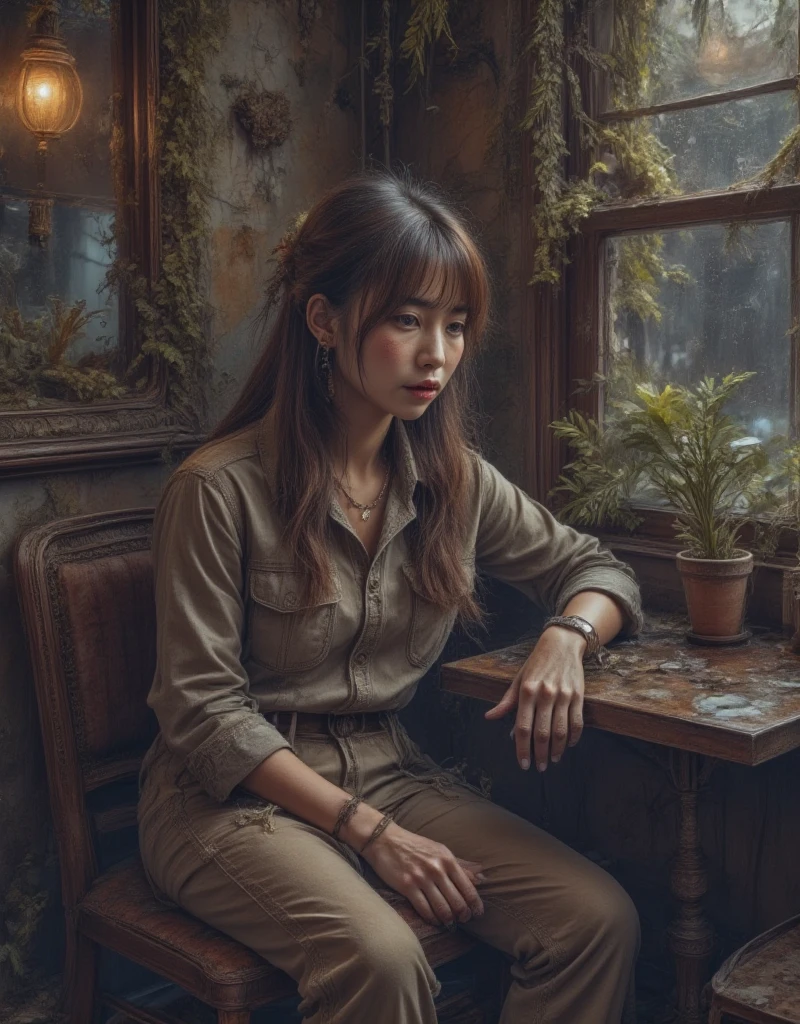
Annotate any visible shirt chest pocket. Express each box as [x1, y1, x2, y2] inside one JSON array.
[[247, 566, 343, 674], [402, 560, 470, 669]]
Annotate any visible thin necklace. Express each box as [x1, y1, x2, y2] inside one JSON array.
[[335, 457, 391, 521]]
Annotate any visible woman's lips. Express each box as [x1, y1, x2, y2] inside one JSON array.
[[403, 386, 438, 399]]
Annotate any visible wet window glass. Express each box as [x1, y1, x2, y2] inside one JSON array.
[[603, 220, 791, 440], [601, 91, 797, 197], [605, 0, 799, 111]]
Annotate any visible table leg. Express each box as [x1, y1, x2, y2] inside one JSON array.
[[666, 749, 717, 1024]]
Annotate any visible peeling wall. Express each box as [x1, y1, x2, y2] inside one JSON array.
[[0, 0, 358, 994]]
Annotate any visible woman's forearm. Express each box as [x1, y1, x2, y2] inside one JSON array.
[[558, 590, 626, 646], [241, 748, 384, 850], [243, 748, 487, 928]]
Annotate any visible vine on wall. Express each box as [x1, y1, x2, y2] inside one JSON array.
[[128, 0, 230, 425]]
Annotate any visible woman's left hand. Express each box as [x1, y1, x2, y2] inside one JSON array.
[[483, 626, 586, 772]]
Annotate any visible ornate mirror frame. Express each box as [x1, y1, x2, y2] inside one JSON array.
[[0, 0, 201, 476]]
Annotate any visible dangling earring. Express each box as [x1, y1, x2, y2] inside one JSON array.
[[318, 343, 335, 401]]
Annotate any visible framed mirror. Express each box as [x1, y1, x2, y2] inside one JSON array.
[[0, 0, 200, 475]]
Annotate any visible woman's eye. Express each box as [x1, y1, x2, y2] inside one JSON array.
[[394, 313, 419, 328], [447, 321, 466, 335]]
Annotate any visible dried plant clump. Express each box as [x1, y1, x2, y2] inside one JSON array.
[[232, 84, 293, 152]]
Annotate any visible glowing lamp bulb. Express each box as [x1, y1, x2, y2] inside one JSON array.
[[16, 27, 82, 143]]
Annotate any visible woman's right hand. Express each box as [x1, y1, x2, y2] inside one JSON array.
[[359, 820, 486, 927]]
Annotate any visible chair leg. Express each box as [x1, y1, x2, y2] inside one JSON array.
[[708, 1001, 723, 1024], [61, 929, 98, 1024], [217, 1014, 250, 1023]]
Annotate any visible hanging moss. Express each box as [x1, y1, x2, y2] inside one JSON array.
[[370, 0, 394, 133], [612, 235, 689, 325], [523, 0, 678, 288], [231, 82, 293, 152], [741, 120, 800, 189], [399, 0, 456, 89], [523, 0, 605, 284]]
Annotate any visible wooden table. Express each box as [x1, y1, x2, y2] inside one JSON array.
[[441, 615, 800, 1024]]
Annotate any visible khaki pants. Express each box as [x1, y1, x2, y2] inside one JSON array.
[[138, 713, 639, 1024]]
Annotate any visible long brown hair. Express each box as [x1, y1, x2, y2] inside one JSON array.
[[211, 169, 492, 635]]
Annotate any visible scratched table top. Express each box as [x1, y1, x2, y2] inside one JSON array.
[[441, 615, 800, 764]]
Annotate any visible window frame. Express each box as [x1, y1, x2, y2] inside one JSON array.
[[522, 2, 800, 562]]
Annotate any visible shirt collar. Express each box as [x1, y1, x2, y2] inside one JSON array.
[[257, 406, 424, 511]]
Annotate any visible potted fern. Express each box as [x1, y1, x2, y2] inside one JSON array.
[[550, 371, 774, 644]]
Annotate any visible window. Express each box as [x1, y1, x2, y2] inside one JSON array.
[[557, 0, 800, 541]]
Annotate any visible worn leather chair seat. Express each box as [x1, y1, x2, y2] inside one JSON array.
[[78, 855, 475, 1011]]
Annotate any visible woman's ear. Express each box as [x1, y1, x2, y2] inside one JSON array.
[[306, 293, 338, 349]]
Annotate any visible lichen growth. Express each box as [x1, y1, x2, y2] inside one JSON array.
[[232, 82, 293, 152]]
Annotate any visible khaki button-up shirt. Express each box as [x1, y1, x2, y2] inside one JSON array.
[[148, 407, 642, 802]]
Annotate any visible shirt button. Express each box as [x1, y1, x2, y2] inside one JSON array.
[[369, 578, 379, 591], [354, 651, 367, 665], [284, 592, 298, 609]]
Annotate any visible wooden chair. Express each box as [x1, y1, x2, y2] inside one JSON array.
[[709, 914, 800, 1024], [13, 508, 482, 1024]]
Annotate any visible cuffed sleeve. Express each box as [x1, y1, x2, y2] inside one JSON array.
[[474, 456, 643, 636], [148, 468, 292, 801]]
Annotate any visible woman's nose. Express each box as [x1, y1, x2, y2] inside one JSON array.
[[419, 328, 446, 365]]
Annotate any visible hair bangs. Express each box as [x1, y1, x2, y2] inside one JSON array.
[[353, 214, 489, 357]]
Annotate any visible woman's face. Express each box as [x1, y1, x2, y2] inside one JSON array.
[[324, 273, 468, 421]]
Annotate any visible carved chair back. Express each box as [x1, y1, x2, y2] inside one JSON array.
[[14, 509, 158, 914]]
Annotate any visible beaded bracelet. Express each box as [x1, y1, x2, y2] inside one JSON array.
[[331, 794, 362, 840], [359, 813, 394, 854]]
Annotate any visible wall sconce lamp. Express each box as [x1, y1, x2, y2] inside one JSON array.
[[15, 4, 83, 247]]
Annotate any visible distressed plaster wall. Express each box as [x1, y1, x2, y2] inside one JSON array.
[[0, 0, 359, 995]]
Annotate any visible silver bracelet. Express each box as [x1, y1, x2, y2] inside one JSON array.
[[331, 795, 362, 840], [542, 614, 601, 659]]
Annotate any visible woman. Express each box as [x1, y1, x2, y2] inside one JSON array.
[[138, 171, 644, 1024]]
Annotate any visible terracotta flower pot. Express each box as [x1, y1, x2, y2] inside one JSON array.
[[676, 549, 754, 643]]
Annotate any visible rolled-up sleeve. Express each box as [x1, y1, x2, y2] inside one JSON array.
[[148, 468, 292, 801], [474, 456, 643, 636]]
